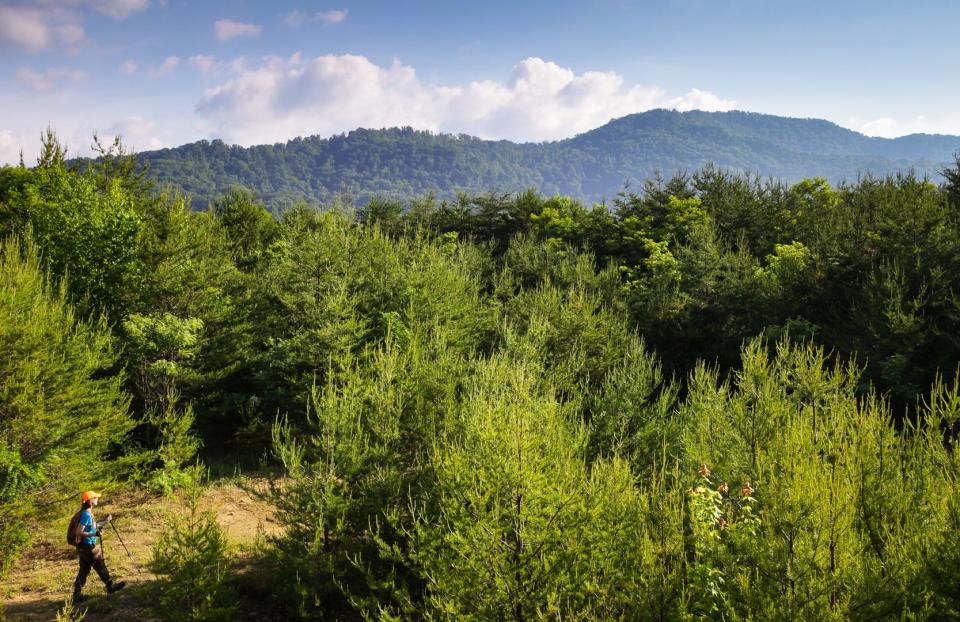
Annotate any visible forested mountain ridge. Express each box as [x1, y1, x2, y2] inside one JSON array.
[[131, 109, 960, 210]]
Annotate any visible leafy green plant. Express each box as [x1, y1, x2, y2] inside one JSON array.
[[22, 166, 144, 320], [685, 465, 760, 619]]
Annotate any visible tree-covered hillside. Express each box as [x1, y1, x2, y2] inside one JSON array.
[[130, 109, 960, 210]]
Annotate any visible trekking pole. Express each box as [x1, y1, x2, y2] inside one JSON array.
[[109, 521, 144, 576]]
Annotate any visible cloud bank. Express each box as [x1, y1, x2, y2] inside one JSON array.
[[105, 115, 167, 151], [197, 54, 736, 146]]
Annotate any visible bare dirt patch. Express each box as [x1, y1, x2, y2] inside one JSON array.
[[2, 478, 282, 622]]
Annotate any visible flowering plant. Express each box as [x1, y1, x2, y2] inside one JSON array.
[[686, 465, 760, 617]]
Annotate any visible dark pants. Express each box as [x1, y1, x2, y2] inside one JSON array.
[[73, 543, 112, 597]]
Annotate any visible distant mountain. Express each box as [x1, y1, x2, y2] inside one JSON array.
[[136, 109, 960, 210]]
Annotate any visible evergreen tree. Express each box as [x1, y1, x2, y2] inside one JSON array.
[[0, 238, 132, 574], [413, 355, 673, 620]]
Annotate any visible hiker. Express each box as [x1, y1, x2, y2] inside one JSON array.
[[70, 491, 126, 603]]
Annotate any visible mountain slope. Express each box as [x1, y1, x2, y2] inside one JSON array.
[[137, 109, 960, 210]]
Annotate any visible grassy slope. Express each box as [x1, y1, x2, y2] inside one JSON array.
[[2, 479, 281, 622]]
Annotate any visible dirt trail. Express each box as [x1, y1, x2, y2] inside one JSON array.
[[2, 479, 281, 622]]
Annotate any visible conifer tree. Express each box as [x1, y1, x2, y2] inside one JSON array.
[[36, 126, 67, 169], [0, 238, 132, 574], [681, 338, 960, 619], [413, 355, 667, 620]]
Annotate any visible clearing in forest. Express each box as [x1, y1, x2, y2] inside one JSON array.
[[2, 479, 281, 622]]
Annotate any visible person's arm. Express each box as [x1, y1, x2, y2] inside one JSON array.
[[95, 514, 113, 529]]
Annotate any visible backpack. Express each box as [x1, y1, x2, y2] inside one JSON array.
[[66, 510, 84, 546]]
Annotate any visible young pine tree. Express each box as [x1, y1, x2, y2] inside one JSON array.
[[0, 237, 132, 575], [680, 338, 960, 619], [151, 478, 236, 622], [412, 354, 670, 621]]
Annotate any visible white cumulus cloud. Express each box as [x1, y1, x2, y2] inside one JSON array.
[[16, 67, 88, 91], [666, 88, 737, 113], [214, 18, 262, 41], [0, 1, 144, 54], [317, 9, 348, 24], [854, 115, 957, 138], [858, 117, 903, 138], [196, 54, 736, 146]]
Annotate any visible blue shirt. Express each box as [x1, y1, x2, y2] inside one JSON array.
[[78, 510, 98, 546]]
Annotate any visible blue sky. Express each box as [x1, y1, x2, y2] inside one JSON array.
[[2, 0, 959, 164]]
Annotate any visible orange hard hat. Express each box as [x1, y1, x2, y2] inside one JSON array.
[[81, 491, 101, 503]]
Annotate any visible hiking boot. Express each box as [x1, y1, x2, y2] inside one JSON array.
[[107, 580, 126, 594], [72, 593, 88, 604]]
